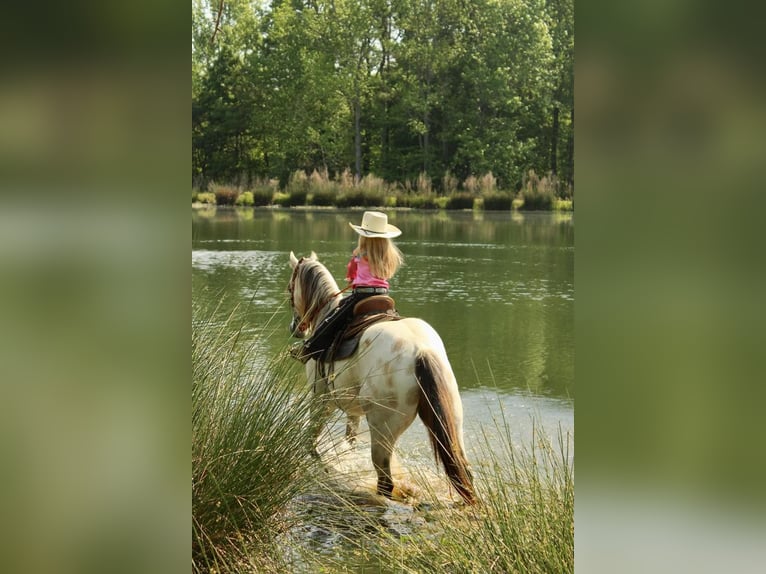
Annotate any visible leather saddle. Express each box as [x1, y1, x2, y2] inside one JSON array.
[[323, 295, 401, 362]]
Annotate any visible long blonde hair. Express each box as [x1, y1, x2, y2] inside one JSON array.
[[357, 236, 403, 279]]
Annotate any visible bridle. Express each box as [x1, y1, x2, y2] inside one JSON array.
[[287, 256, 351, 333]]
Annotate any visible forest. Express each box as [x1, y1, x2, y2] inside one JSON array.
[[192, 0, 573, 198]]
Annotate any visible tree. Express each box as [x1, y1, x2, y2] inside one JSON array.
[[545, 0, 574, 191], [190, 0, 573, 193]]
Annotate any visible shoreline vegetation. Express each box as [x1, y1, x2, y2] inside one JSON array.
[[193, 306, 574, 573], [192, 168, 574, 212]]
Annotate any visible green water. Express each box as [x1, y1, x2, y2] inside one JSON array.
[[193, 207, 574, 557], [193, 207, 573, 400]]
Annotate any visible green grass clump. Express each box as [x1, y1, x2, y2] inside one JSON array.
[[251, 184, 276, 206], [211, 184, 240, 206], [196, 192, 216, 205], [398, 193, 440, 209], [404, 424, 573, 573], [445, 193, 475, 210], [309, 188, 337, 206], [554, 199, 574, 211], [482, 191, 513, 211], [192, 306, 321, 573], [297, 418, 574, 574], [334, 189, 382, 207], [520, 170, 556, 211], [235, 191, 254, 206]]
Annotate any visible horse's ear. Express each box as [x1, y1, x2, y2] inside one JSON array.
[[289, 251, 299, 269], [309, 251, 317, 261]]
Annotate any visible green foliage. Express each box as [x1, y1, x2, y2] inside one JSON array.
[[309, 188, 337, 207], [294, 419, 573, 574], [482, 192, 513, 211], [398, 193, 440, 209], [192, 306, 321, 573], [283, 170, 309, 206], [373, 424, 574, 573], [520, 170, 556, 211], [272, 192, 291, 207], [195, 192, 216, 205], [307, 168, 338, 206], [251, 184, 275, 206], [234, 191, 254, 206], [554, 199, 574, 211], [191, 0, 574, 201], [446, 192, 475, 210], [335, 189, 385, 208], [211, 183, 240, 206]]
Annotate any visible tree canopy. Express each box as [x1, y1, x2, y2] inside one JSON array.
[[192, 0, 574, 193]]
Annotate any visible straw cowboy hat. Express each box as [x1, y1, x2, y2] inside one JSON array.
[[349, 211, 401, 238]]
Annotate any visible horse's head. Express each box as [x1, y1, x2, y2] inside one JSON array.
[[288, 250, 342, 338], [288, 251, 316, 337]]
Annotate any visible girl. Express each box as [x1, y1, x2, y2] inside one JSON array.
[[295, 211, 403, 362]]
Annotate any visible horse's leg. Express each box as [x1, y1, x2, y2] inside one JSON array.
[[367, 410, 413, 499], [345, 415, 360, 446], [308, 365, 335, 458], [369, 427, 395, 497]]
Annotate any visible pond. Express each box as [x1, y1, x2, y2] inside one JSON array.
[[192, 207, 573, 502]]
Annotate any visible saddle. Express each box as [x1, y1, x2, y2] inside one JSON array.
[[322, 295, 401, 362]]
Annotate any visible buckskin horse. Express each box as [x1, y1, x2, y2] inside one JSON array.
[[288, 251, 475, 504]]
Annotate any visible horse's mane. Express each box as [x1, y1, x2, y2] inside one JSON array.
[[297, 258, 341, 325]]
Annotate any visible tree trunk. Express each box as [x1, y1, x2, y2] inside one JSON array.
[[354, 95, 362, 182], [567, 107, 574, 190], [550, 105, 559, 175]]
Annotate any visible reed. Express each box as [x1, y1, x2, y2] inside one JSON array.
[[293, 417, 573, 573], [192, 310, 573, 573], [192, 305, 321, 573]]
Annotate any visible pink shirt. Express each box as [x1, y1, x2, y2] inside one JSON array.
[[346, 255, 389, 289]]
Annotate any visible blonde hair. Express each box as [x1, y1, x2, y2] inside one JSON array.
[[357, 236, 403, 279]]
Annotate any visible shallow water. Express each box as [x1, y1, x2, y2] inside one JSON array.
[[193, 208, 574, 562], [192, 208, 574, 399]]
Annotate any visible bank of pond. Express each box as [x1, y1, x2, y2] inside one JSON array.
[[192, 170, 574, 213], [192, 310, 573, 574]]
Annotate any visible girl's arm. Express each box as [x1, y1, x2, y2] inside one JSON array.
[[345, 255, 358, 283]]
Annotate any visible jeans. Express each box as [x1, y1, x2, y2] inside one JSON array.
[[301, 291, 377, 360]]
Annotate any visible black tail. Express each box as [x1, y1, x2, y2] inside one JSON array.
[[415, 351, 476, 504]]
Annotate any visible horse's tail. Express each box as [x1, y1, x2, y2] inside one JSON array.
[[415, 350, 476, 504]]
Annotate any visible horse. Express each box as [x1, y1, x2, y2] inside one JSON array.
[[288, 251, 476, 504]]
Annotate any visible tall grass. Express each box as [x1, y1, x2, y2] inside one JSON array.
[[192, 304, 573, 573], [192, 305, 321, 573], [210, 183, 241, 206], [520, 170, 556, 211], [292, 418, 574, 573], [482, 191, 513, 211], [284, 170, 309, 206]]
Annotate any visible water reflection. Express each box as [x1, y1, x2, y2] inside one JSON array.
[[192, 208, 573, 400]]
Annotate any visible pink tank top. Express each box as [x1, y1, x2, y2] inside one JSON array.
[[347, 255, 389, 289]]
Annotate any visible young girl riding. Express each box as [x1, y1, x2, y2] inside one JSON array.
[[293, 211, 403, 362]]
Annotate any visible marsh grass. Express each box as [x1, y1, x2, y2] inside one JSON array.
[[192, 302, 573, 573], [192, 304, 322, 573], [482, 191, 513, 211], [292, 416, 573, 574], [520, 170, 556, 211]]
